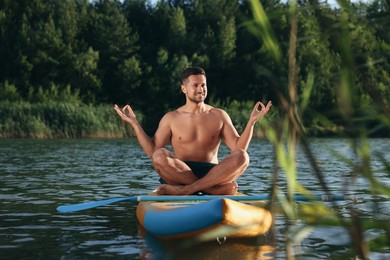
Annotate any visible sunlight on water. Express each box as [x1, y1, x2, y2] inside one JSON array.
[[0, 138, 389, 259]]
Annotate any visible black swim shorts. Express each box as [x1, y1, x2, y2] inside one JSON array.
[[159, 161, 217, 184]]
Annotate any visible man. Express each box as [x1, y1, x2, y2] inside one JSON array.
[[114, 67, 272, 195]]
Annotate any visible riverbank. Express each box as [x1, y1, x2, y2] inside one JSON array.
[[1, 101, 387, 138], [0, 101, 135, 138], [0, 101, 268, 139]]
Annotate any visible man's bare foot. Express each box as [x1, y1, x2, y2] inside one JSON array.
[[156, 184, 190, 195], [204, 182, 238, 195], [156, 182, 238, 196]]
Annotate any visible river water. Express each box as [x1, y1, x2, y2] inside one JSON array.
[[0, 138, 389, 259]]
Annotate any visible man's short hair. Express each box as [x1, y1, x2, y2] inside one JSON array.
[[181, 67, 206, 84]]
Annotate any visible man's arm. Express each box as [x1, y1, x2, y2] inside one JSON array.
[[222, 101, 272, 151], [152, 113, 172, 150], [114, 104, 156, 157], [237, 101, 272, 150]]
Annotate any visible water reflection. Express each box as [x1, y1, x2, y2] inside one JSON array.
[[139, 225, 275, 260], [0, 138, 389, 259]]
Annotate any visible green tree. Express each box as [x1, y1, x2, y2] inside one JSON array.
[[83, 0, 141, 103], [312, 1, 390, 134], [0, 0, 101, 103], [297, 6, 340, 112], [51, 0, 101, 103]]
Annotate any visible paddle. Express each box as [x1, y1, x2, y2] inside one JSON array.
[[56, 194, 355, 213]]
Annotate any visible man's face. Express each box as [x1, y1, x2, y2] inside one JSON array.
[[182, 74, 207, 104]]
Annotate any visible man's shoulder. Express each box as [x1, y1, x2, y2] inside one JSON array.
[[209, 106, 224, 112], [209, 107, 228, 116], [162, 110, 178, 119]]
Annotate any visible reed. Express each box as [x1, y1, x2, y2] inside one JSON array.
[[240, 0, 389, 258], [251, 0, 390, 259], [0, 99, 275, 139]]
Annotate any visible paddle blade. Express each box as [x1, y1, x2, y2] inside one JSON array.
[[56, 196, 136, 213]]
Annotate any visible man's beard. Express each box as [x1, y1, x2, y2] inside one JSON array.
[[188, 94, 206, 104]]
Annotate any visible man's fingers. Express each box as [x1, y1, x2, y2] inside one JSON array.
[[259, 102, 266, 111], [125, 105, 135, 113], [114, 104, 131, 117], [254, 101, 266, 112], [114, 104, 122, 114], [122, 105, 129, 112], [253, 101, 272, 118]]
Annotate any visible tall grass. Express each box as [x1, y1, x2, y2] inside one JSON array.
[[0, 99, 274, 139], [246, 0, 389, 258], [0, 101, 140, 138]]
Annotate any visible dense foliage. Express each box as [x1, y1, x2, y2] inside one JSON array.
[[0, 100, 136, 138], [0, 0, 389, 136]]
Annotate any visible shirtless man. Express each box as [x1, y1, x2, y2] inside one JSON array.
[[114, 67, 272, 195]]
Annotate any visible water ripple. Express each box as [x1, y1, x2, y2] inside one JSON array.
[[0, 138, 389, 259]]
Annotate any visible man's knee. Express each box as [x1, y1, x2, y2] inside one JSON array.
[[152, 148, 170, 167], [233, 149, 250, 167]]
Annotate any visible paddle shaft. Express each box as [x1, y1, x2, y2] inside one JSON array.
[[134, 194, 352, 202], [56, 194, 354, 213]]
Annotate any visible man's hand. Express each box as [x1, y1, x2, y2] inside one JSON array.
[[114, 104, 137, 125], [250, 101, 272, 123]]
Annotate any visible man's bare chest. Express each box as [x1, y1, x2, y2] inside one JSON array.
[[170, 115, 223, 143]]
